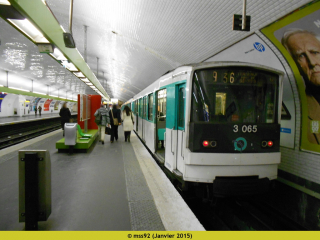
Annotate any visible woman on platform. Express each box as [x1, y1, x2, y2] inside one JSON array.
[[122, 106, 134, 142]]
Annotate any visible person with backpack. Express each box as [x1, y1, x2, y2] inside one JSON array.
[[109, 104, 121, 143], [94, 104, 110, 144], [122, 106, 134, 142]]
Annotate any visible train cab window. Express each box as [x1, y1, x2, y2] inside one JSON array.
[[191, 67, 279, 124], [215, 93, 226, 116], [148, 94, 153, 121]]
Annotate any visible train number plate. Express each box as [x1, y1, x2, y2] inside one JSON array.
[[233, 125, 257, 133]]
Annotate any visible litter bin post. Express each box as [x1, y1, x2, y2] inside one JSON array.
[[19, 150, 51, 230]]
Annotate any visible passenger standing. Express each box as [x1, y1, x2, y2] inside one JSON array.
[[59, 102, 71, 137], [94, 104, 110, 145], [34, 106, 37, 116], [38, 105, 42, 116], [109, 105, 121, 143], [122, 106, 134, 142]]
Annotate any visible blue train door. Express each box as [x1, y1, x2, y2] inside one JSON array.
[[175, 83, 186, 174]]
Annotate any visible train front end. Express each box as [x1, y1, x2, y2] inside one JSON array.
[[185, 62, 284, 196]]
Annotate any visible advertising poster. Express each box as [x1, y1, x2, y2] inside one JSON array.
[[54, 101, 60, 110], [0, 93, 7, 112], [261, 1, 320, 153], [44, 99, 53, 111], [31, 97, 41, 111], [205, 34, 295, 148]]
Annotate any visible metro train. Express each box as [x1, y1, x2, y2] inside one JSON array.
[[122, 61, 284, 197]]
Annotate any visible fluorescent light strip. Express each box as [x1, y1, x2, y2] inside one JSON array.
[[60, 25, 66, 32], [86, 83, 93, 86], [0, 0, 10, 5], [9, 87, 30, 92], [50, 48, 67, 61], [73, 72, 85, 78], [80, 78, 90, 83], [7, 19, 49, 43], [33, 91, 47, 95]]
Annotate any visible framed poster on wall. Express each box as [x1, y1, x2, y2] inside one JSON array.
[[261, 1, 320, 153]]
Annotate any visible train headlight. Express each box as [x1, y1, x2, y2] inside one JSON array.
[[261, 141, 267, 147], [202, 141, 209, 147], [262, 140, 273, 147], [210, 141, 217, 147]]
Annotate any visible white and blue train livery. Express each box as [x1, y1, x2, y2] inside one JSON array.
[[122, 61, 284, 196]]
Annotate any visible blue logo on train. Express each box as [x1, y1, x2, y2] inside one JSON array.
[[253, 42, 265, 52]]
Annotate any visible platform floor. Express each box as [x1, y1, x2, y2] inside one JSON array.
[[0, 127, 204, 231], [0, 113, 77, 126]]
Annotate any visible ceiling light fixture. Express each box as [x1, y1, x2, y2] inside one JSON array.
[[33, 91, 47, 95], [7, 18, 50, 43], [9, 86, 30, 92], [50, 48, 67, 61], [61, 60, 78, 71]]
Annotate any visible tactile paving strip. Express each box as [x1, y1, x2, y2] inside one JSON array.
[[122, 143, 165, 230]]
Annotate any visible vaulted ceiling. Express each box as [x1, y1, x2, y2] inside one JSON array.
[[0, 0, 311, 102]]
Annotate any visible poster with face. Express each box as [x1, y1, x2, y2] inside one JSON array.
[[261, 1, 320, 153]]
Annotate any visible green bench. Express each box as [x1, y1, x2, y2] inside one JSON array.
[[77, 124, 93, 138]]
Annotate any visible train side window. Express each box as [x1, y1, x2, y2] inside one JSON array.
[[157, 89, 166, 121], [139, 98, 143, 117], [178, 87, 185, 128], [148, 93, 153, 121]]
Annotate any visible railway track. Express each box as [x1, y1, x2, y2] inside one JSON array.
[[0, 116, 77, 150], [184, 195, 308, 230]]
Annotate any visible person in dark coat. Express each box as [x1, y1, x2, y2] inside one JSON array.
[[59, 102, 71, 136], [109, 104, 121, 143], [38, 105, 42, 116]]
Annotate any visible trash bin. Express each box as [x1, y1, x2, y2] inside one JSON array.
[[64, 123, 77, 146]]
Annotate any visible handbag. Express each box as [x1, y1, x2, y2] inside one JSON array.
[[105, 126, 111, 135], [111, 109, 119, 125]]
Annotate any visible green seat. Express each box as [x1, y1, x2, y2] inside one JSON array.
[[77, 124, 92, 138]]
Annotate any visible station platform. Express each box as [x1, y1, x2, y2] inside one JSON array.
[[0, 113, 78, 126], [0, 127, 204, 231]]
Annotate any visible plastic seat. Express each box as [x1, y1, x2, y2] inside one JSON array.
[[76, 124, 92, 138]]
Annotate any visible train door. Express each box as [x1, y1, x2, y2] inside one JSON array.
[[155, 89, 167, 161], [138, 98, 143, 135], [142, 96, 147, 141], [175, 83, 186, 173], [135, 100, 139, 132]]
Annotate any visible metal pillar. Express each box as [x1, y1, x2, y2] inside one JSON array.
[[242, 0, 247, 30], [84, 25, 88, 132]]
